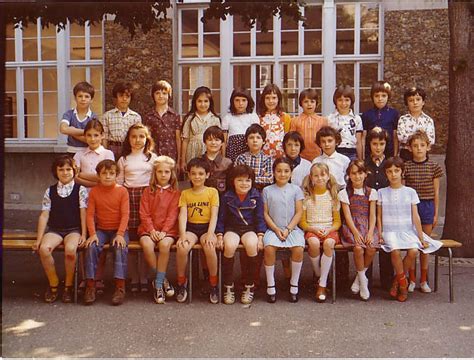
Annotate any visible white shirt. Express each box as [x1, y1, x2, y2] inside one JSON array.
[[73, 145, 115, 175], [312, 151, 350, 188], [291, 157, 312, 188], [338, 187, 378, 204], [327, 110, 363, 149], [222, 112, 260, 136], [116, 152, 158, 188]]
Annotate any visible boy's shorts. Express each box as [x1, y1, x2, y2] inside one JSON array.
[[225, 225, 256, 237], [417, 199, 435, 225], [47, 228, 80, 238], [187, 223, 209, 238]]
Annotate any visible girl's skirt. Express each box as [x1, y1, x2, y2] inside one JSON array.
[[381, 230, 442, 254], [263, 227, 305, 248]]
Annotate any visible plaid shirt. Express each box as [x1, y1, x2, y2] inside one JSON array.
[[397, 112, 435, 150], [235, 151, 273, 187], [101, 107, 142, 143], [404, 158, 443, 200]]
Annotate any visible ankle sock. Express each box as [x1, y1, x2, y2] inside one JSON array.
[[290, 261, 302, 294], [86, 279, 95, 288], [209, 275, 218, 287], [177, 276, 186, 286], [265, 265, 276, 295], [115, 278, 125, 289], [155, 271, 166, 287]]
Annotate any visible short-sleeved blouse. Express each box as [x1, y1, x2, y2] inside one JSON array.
[[263, 183, 304, 228]]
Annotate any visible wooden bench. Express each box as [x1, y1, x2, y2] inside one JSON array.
[[3, 231, 462, 303]]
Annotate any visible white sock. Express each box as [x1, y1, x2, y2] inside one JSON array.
[[265, 265, 276, 295], [290, 261, 303, 294], [319, 254, 332, 287], [357, 270, 366, 280], [310, 255, 321, 277], [363, 267, 368, 273]]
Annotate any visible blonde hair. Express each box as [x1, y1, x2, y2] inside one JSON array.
[[303, 163, 340, 208], [149, 156, 178, 192]]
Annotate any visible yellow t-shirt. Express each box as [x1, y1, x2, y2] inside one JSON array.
[[178, 187, 219, 224]]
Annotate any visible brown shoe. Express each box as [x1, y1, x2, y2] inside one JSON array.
[[397, 277, 409, 302], [316, 286, 327, 303], [389, 277, 399, 299], [62, 286, 73, 303], [111, 287, 126, 306], [84, 286, 96, 305], [44, 286, 59, 303]]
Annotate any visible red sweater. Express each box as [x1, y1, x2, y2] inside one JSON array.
[[87, 184, 130, 236], [138, 186, 180, 237]]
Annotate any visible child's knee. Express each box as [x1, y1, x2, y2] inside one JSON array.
[[323, 238, 335, 250], [407, 249, 418, 258], [354, 246, 363, 255], [158, 242, 171, 254], [39, 244, 53, 257]]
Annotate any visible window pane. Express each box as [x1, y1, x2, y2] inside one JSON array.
[[282, 90, 299, 115], [233, 16, 251, 32], [303, 63, 322, 88], [336, 63, 354, 87], [69, 23, 84, 36], [70, 67, 86, 89], [24, 69, 38, 91], [212, 90, 221, 114], [360, 63, 379, 87], [6, 23, 15, 37], [337, 4, 355, 29], [89, 22, 103, 36], [256, 31, 273, 56], [202, 65, 220, 89], [361, 4, 379, 28], [233, 65, 251, 89], [91, 67, 103, 114], [24, 93, 39, 115], [44, 115, 58, 138], [304, 31, 322, 55], [336, 30, 354, 54], [41, 24, 56, 37], [204, 34, 220, 57], [281, 31, 298, 56], [41, 37, 56, 60], [182, 10, 198, 33], [359, 89, 373, 113], [90, 36, 103, 59], [182, 34, 198, 58], [360, 29, 378, 54], [304, 6, 322, 29], [4, 115, 18, 138], [70, 37, 85, 60], [256, 64, 273, 88], [43, 93, 58, 115], [182, 66, 199, 90], [204, 17, 219, 33], [6, 69, 16, 92], [22, 22, 37, 38], [6, 39, 15, 62], [182, 91, 192, 114], [26, 115, 40, 138], [23, 39, 38, 61], [281, 14, 298, 31], [257, 20, 272, 32], [234, 33, 250, 57], [281, 63, 298, 89], [42, 69, 57, 91]]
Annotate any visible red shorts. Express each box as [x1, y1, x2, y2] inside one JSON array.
[[304, 231, 340, 244]]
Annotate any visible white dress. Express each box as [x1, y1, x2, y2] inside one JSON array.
[[377, 186, 442, 253]]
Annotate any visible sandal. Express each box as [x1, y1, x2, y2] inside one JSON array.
[[140, 282, 149, 293], [389, 277, 399, 299], [96, 280, 105, 295], [316, 286, 327, 303], [62, 286, 73, 303], [397, 276, 409, 302], [44, 285, 59, 303], [130, 282, 140, 293]]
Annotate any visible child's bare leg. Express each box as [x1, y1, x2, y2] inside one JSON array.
[[403, 249, 418, 273], [63, 233, 80, 287], [353, 246, 364, 272], [307, 236, 321, 277], [140, 236, 157, 270], [264, 245, 277, 296], [200, 233, 218, 277], [155, 237, 174, 289], [390, 250, 404, 274], [176, 232, 198, 284], [39, 233, 63, 287], [364, 247, 377, 269]]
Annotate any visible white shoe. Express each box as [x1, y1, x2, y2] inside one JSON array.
[[351, 275, 360, 294], [408, 281, 416, 293], [420, 281, 432, 293], [359, 273, 370, 301], [223, 284, 235, 304]]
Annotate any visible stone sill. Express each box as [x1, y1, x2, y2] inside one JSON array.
[[4, 144, 68, 153]]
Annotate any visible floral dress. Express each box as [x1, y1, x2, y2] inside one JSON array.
[[259, 112, 290, 159]]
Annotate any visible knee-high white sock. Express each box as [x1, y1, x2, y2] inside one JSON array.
[[290, 261, 303, 294], [310, 255, 321, 277], [319, 254, 332, 287], [265, 265, 276, 295]]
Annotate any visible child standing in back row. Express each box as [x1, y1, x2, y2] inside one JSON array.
[[258, 84, 291, 159]]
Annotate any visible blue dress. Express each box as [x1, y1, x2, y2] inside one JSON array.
[[262, 183, 305, 248]]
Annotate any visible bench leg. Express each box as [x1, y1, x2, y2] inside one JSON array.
[[434, 254, 439, 293], [332, 252, 336, 304], [74, 256, 79, 304], [188, 249, 193, 303], [218, 251, 222, 304], [448, 248, 454, 303]]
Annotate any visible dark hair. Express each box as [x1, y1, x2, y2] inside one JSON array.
[[245, 123, 266, 142], [203, 125, 225, 143], [84, 119, 104, 134], [96, 159, 119, 175], [187, 157, 211, 174], [112, 81, 134, 100], [258, 84, 283, 117], [283, 131, 305, 153], [298, 88, 318, 107], [121, 123, 155, 160], [370, 80, 392, 100], [184, 86, 219, 121], [272, 156, 292, 172], [333, 84, 355, 107], [407, 130, 430, 146], [228, 164, 255, 192], [403, 86, 427, 106], [366, 126, 389, 143], [384, 156, 405, 173], [51, 155, 77, 180], [151, 80, 173, 101], [345, 159, 371, 197], [229, 88, 255, 114], [73, 81, 95, 98], [315, 126, 341, 146]]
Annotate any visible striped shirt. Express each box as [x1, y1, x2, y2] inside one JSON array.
[[290, 113, 327, 161], [101, 107, 142, 143], [235, 151, 273, 187], [404, 158, 443, 200]]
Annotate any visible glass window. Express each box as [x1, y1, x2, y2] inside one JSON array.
[[280, 63, 299, 115], [336, 63, 354, 87], [233, 17, 251, 57], [6, 23, 16, 62], [256, 22, 273, 56], [304, 6, 322, 55], [4, 69, 18, 138], [360, 62, 379, 112], [181, 9, 220, 58], [281, 15, 298, 56], [360, 4, 379, 54], [233, 65, 251, 89], [181, 65, 221, 114], [204, 17, 220, 57]]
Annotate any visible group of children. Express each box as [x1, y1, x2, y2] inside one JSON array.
[[34, 78, 443, 306]]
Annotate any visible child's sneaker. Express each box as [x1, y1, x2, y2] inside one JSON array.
[[209, 286, 219, 304], [350, 275, 360, 294], [420, 281, 432, 293], [359, 274, 370, 301], [153, 284, 166, 304], [163, 278, 175, 297], [241, 284, 255, 305], [408, 281, 416, 293], [176, 282, 188, 303], [223, 284, 235, 305]]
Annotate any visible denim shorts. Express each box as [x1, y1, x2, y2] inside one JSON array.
[[417, 199, 435, 225]]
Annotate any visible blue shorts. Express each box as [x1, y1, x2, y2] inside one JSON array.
[[187, 223, 209, 238], [417, 200, 435, 225]]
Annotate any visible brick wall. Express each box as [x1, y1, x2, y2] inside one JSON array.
[[104, 19, 174, 118], [384, 9, 449, 152]]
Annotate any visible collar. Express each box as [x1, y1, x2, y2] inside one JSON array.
[[204, 152, 223, 165], [287, 155, 301, 169], [371, 154, 385, 164], [73, 107, 92, 119], [85, 145, 106, 155], [156, 184, 172, 193], [376, 105, 389, 112], [154, 106, 176, 117], [249, 150, 264, 158], [322, 151, 337, 159], [412, 156, 429, 164], [57, 180, 75, 189], [314, 187, 327, 195], [114, 107, 131, 115], [334, 109, 355, 118]]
